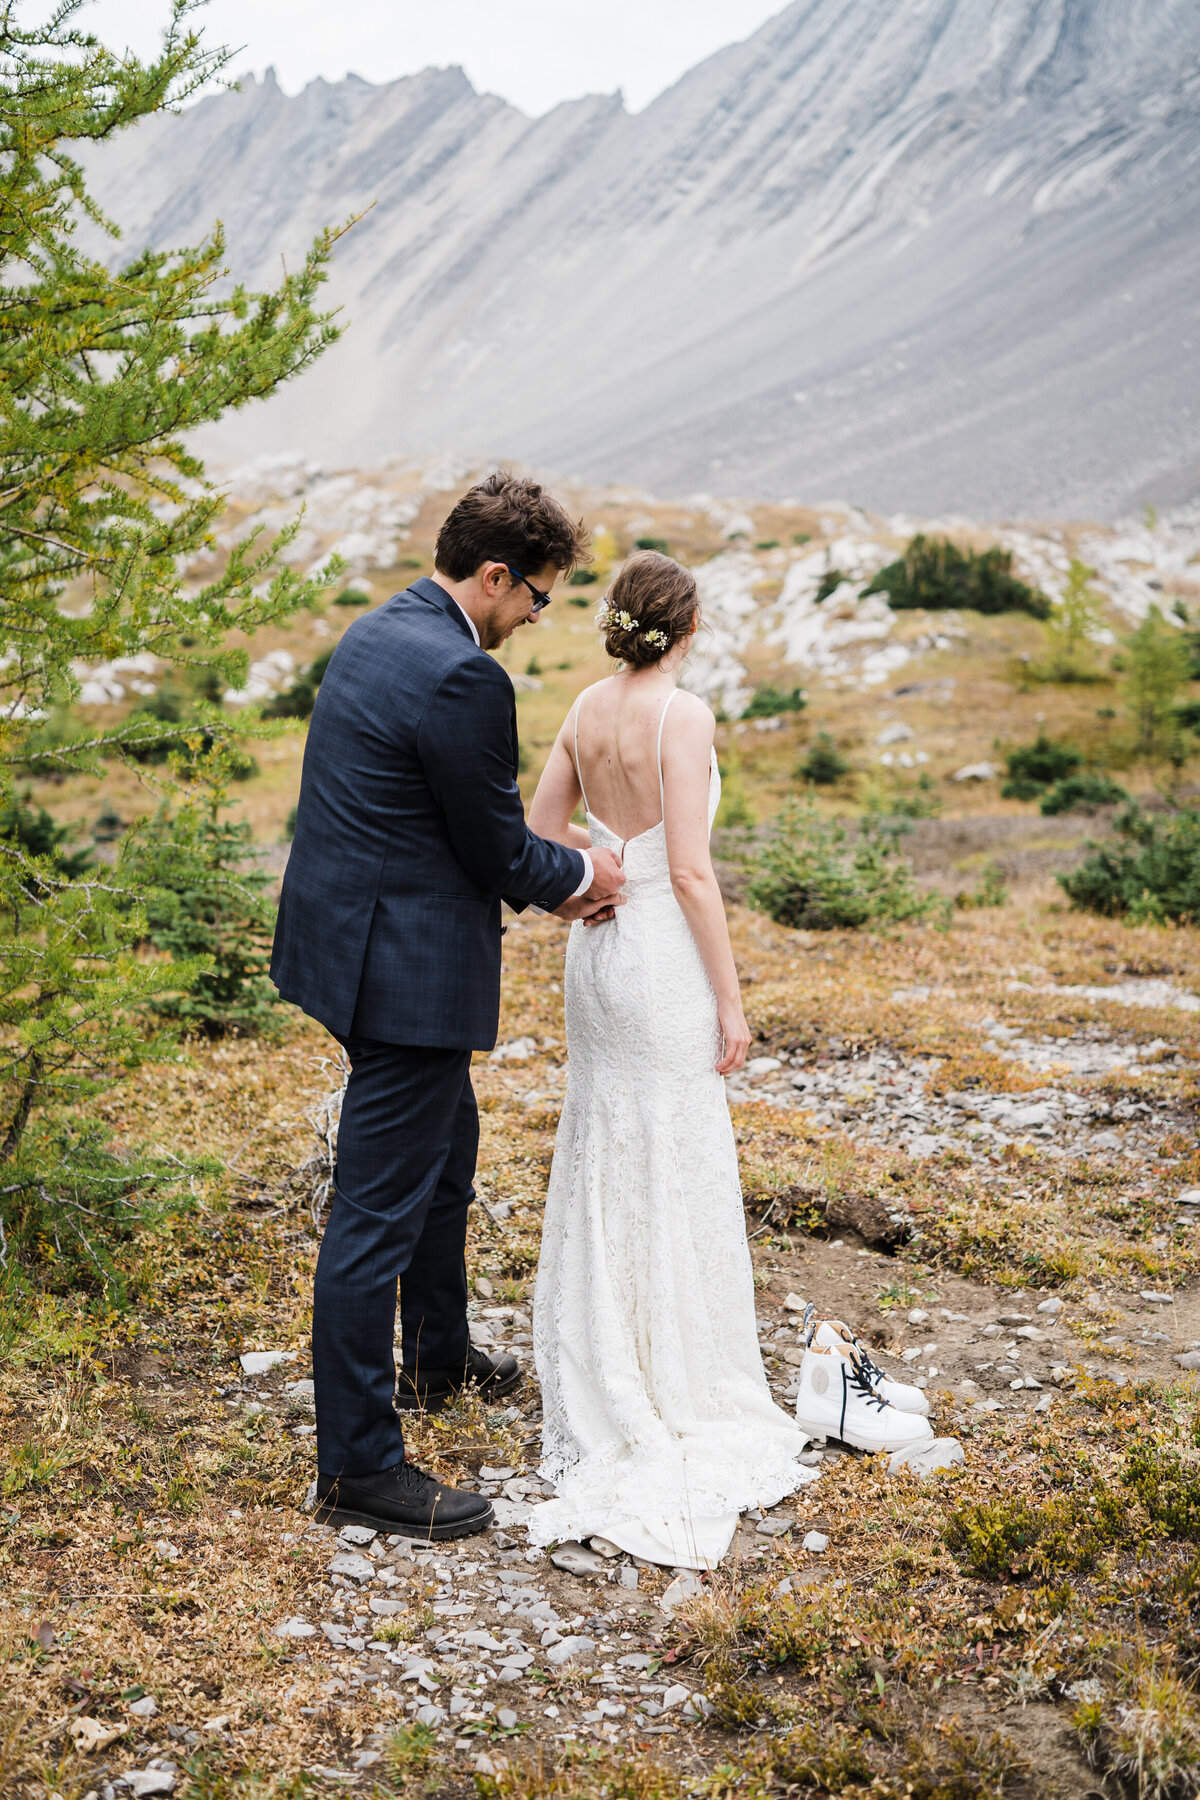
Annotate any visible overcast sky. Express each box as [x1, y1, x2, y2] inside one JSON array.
[[75, 0, 785, 115]]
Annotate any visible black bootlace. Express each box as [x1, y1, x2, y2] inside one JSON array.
[[848, 1339, 888, 1389], [839, 1357, 888, 1441], [396, 1459, 436, 1494]]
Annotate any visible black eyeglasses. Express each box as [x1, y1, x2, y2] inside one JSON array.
[[506, 566, 553, 612]]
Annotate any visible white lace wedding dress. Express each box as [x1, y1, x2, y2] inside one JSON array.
[[528, 691, 818, 1570]]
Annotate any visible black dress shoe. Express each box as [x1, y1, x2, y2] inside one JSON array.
[[314, 1460, 493, 1540], [395, 1344, 522, 1414]]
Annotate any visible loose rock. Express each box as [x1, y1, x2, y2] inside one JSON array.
[[328, 1552, 374, 1583], [550, 1541, 610, 1577], [660, 1571, 704, 1613], [887, 1437, 965, 1479], [123, 1773, 177, 1798], [238, 1350, 295, 1376], [337, 1525, 377, 1548]]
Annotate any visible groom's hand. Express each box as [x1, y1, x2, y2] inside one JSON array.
[[552, 846, 626, 924], [581, 846, 626, 902]]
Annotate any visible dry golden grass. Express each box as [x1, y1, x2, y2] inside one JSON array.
[[8, 476, 1200, 1795]]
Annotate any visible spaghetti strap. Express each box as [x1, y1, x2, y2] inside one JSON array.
[[655, 688, 678, 823], [572, 690, 592, 819]]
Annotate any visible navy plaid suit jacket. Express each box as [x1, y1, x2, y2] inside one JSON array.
[[271, 577, 585, 1048]]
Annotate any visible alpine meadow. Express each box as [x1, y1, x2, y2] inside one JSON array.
[[4, 5, 1200, 1800]]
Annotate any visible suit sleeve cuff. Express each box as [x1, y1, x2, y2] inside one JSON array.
[[527, 849, 591, 917]]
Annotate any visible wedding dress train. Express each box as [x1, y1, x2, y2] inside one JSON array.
[[528, 692, 817, 1569]]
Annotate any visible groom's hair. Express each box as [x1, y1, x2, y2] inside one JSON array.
[[435, 471, 589, 582]]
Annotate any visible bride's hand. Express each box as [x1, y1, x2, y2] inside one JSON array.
[[715, 999, 751, 1074]]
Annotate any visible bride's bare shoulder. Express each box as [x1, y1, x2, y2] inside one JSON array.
[[667, 689, 716, 736]]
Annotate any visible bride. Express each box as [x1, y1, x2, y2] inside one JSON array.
[[524, 550, 818, 1570]]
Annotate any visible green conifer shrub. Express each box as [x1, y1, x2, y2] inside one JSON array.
[[813, 568, 846, 603], [0, 0, 343, 1294], [743, 684, 806, 719], [261, 650, 334, 720], [1028, 559, 1109, 683], [0, 792, 93, 878], [746, 800, 941, 931], [1058, 804, 1200, 925], [123, 781, 283, 1037], [798, 733, 849, 785], [1000, 734, 1082, 801], [1122, 604, 1191, 763], [865, 535, 1050, 619], [1039, 771, 1127, 815]]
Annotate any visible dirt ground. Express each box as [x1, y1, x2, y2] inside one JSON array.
[[5, 891, 1200, 1799]]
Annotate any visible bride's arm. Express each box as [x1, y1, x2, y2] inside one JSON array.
[[528, 707, 591, 850], [662, 697, 752, 1074]]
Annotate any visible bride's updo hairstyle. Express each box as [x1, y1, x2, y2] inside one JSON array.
[[599, 551, 699, 669]]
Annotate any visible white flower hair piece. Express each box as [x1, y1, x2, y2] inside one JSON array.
[[642, 629, 669, 649], [598, 606, 640, 632]]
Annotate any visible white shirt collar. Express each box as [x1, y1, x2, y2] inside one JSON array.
[[451, 597, 480, 646]]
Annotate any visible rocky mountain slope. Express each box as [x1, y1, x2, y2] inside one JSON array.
[[80, 0, 1200, 516]]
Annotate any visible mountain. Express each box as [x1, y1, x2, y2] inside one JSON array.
[[79, 0, 1200, 518]]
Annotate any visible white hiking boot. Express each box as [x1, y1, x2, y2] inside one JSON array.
[[812, 1319, 931, 1416], [794, 1344, 934, 1454]]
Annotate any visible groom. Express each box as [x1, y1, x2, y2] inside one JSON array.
[[272, 472, 625, 1538]]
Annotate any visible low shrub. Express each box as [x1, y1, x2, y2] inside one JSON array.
[[798, 731, 849, 785], [1077, 1656, 1200, 1800], [897, 1723, 1032, 1800], [122, 794, 284, 1037], [0, 790, 92, 878], [743, 683, 806, 718], [814, 567, 846, 603], [1126, 1441, 1200, 1540], [865, 534, 1050, 619], [261, 649, 334, 721], [567, 568, 598, 586], [944, 1487, 1128, 1578], [634, 535, 670, 554], [1059, 803, 1200, 924], [954, 859, 1008, 909], [746, 799, 941, 930], [767, 1723, 873, 1789], [332, 587, 371, 607], [1039, 771, 1127, 815], [1000, 732, 1081, 800]]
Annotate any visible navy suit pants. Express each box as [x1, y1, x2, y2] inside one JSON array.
[[312, 1037, 477, 1476]]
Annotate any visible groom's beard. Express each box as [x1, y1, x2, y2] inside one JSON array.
[[481, 613, 529, 652]]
